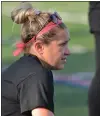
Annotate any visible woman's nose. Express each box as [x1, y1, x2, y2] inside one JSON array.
[[64, 48, 70, 56]]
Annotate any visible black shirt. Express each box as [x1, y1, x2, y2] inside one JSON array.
[[2, 54, 54, 116], [88, 68, 100, 116], [88, 2, 100, 33]]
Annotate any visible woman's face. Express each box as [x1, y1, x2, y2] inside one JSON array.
[[42, 29, 70, 70]]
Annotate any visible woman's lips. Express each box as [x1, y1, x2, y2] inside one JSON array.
[[61, 58, 67, 62]]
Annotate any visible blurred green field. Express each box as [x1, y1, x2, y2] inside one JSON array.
[[2, 2, 95, 116], [55, 85, 88, 116]]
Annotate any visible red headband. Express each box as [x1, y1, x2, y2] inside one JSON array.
[[13, 20, 62, 56]]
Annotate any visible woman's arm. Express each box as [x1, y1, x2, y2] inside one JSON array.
[[32, 108, 54, 116]]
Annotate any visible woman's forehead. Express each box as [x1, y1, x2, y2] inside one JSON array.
[[56, 29, 70, 41]]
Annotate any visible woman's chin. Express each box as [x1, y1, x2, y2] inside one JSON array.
[[52, 64, 65, 70]]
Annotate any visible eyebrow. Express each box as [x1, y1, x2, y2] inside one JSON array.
[[58, 38, 70, 45]]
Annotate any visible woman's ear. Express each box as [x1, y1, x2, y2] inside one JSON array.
[[34, 40, 44, 55]]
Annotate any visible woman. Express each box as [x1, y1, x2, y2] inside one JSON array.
[[2, 2, 70, 116]]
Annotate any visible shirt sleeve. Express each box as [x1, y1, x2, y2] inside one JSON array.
[[17, 71, 54, 115]]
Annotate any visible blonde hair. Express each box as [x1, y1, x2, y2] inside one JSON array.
[[11, 2, 66, 53]]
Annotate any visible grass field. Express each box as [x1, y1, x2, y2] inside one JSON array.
[[2, 1, 95, 116]]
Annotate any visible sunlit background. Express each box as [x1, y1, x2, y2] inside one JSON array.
[[2, 2, 95, 116]]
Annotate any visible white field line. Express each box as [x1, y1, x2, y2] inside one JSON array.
[[2, 65, 94, 86], [2, 5, 89, 54], [2, 5, 88, 25], [69, 44, 89, 53], [2, 36, 91, 53], [2, 39, 90, 53]]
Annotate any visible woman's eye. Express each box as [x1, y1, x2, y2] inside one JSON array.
[[61, 43, 67, 46]]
